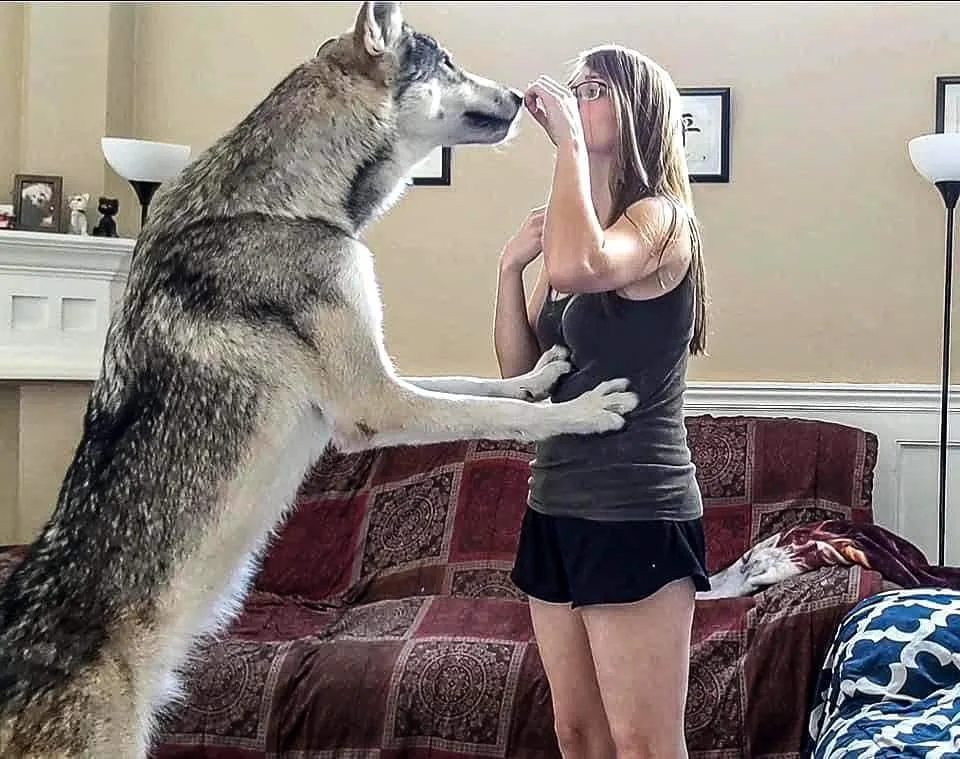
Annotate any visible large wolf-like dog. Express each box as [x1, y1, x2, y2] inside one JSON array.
[[0, 2, 638, 756]]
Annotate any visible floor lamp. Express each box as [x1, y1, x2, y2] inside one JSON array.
[[101, 138, 192, 230], [908, 132, 960, 566]]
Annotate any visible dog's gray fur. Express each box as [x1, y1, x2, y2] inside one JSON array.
[[0, 3, 638, 756]]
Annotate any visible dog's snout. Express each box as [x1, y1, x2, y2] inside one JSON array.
[[486, 88, 523, 118]]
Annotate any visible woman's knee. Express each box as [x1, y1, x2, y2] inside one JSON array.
[[553, 718, 588, 755], [607, 723, 687, 759], [553, 715, 614, 759]]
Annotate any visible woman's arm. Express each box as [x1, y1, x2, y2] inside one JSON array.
[[542, 141, 689, 294], [493, 259, 549, 378]]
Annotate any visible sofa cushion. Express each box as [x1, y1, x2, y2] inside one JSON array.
[[151, 564, 884, 758], [254, 416, 879, 600], [253, 416, 879, 601], [254, 440, 534, 604], [687, 415, 877, 573]]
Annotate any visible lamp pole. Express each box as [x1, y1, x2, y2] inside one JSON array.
[[908, 133, 960, 566], [935, 180, 960, 567]]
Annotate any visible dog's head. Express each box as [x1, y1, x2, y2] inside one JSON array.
[[326, 2, 523, 157], [147, 2, 525, 235], [21, 183, 52, 207]]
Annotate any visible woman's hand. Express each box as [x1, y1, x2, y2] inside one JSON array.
[[524, 75, 584, 149], [500, 206, 546, 273]]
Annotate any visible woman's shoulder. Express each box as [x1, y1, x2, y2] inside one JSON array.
[[621, 195, 690, 229], [613, 195, 694, 300]]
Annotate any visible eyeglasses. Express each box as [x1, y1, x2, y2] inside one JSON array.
[[570, 80, 608, 102]]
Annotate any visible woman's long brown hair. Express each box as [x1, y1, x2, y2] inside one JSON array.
[[569, 45, 709, 356]]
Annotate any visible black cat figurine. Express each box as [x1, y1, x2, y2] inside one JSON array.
[[91, 196, 119, 238]]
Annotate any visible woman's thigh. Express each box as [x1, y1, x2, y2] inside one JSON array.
[[528, 596, 609, 727], [579, 577, 696, 752]]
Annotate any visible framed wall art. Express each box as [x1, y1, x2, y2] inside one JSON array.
[[12, 173, 64, 233], [936, 76, 960, 133], [410, 146, 452, 186], [679, 87, 731, 183]]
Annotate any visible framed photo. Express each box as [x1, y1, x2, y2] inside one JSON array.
[[679, 87, 731, 183], [410, 146, 451, 186], [12, 173, 63, 233], [936, 76, 960, 133]]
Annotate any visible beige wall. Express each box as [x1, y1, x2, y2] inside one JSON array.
[[1, 1, 958, 541], [0, 381, 92, 544], [0, 3, 23, 198], [129, 0, 960, 385], [0, 385, 19, 543]]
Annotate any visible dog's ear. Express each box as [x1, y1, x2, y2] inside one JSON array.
[[352, 1, 403, 58]]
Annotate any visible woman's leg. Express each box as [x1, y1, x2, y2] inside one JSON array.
[[528, 596, 616, 759], [579, 577, 696, 759]]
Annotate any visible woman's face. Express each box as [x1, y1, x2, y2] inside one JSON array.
[[569, 66, 617, 155]]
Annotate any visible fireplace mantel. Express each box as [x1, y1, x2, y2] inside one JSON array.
[[0, 230, 135, 381]]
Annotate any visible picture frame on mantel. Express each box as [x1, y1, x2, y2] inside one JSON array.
[[410, 146, 452, 186], [679, 87, 731, 183], [936, 75, 960, 133], [12, 173, 64, 233]]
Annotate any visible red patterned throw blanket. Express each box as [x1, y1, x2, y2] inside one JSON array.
[[700, 519, 960, 599]]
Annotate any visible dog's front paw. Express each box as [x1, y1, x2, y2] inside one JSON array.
[[559, 378, 639, 435], [512, 345, 571, 401], [532, 344, 569, 373]]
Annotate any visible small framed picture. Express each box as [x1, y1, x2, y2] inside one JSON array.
[[410, 146, 452, 186], [936, 76, 960, 133], [12, 173, 63, 233], [679, 87, 731, 183]]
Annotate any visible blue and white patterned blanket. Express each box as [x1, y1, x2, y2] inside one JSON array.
[[807, 588, 960, 758]]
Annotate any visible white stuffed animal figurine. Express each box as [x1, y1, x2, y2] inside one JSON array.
[[68, 193, 90, 236]]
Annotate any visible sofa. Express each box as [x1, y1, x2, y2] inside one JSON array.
[[0, 415, 888, 758]]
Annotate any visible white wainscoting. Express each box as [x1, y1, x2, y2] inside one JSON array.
[[684, 383, 960, 566], [0, 230, 956, 564]]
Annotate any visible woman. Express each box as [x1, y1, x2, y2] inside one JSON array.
[[494, 45, 711, 759]]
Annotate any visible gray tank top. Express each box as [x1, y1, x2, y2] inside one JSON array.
[[527, 265, 703, 522]]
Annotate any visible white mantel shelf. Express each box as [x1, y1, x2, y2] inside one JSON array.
[[0, 229, 135, 382]]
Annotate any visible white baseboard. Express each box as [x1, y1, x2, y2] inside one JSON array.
[[686, 381, 960, 566], [687, 381, 960, 413]]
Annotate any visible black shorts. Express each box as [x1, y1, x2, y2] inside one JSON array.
[[510, 507, 711, 609]]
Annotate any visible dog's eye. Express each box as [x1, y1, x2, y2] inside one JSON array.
[[441, 53, 454, 70]]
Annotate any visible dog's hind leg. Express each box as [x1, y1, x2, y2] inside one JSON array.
[[0, 680, 151, 759], [402, 345, 571, 401]]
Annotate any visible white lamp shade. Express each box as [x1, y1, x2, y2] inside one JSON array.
[[101, 137, 191, 182], [908, 133, 960, 184]]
